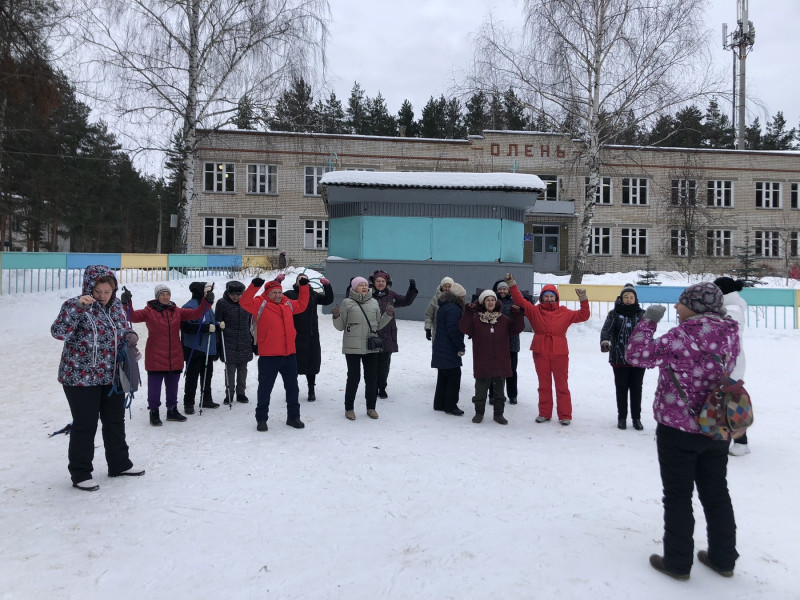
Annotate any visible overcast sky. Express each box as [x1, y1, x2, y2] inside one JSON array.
[[324, 0, 799, 128]]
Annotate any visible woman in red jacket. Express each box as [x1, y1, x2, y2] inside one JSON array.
[[125, 284, 211, 426], [505, 274, 589, 425], [240, 277, 309, 432]]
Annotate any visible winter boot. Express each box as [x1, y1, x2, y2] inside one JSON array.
[[472, 398, 486, 424], [632, 419, 644, 431], [201, 396, 220, 409], [183, 403, 195, 415], [223, 391, 233, 405], [307, 385, 316, 402], [377, 387, 388, 399], [149, 409, 163, 427], [618, 418, 627, 430], [236, 394, 249, 404], [166, 407, 187, 422], [493, 399, 508, 425]]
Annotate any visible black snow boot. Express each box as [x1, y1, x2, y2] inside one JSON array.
[[201, 396, 220, 409], [493, 399, 508, 425], [150, 410, 162, 427], [236, 394, 249, 404], [378, 387, 388, 399], [307, 385, 316, 402], [166, 407, 187, 422], [472, 398, 486, 424], [183, 404, 195, 415]]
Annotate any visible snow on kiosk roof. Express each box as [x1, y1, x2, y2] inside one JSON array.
[[319, 170, 546, 192]]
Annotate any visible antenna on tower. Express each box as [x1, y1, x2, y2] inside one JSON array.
[[723, 0, 756, 149]]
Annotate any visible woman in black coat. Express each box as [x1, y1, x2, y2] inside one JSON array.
[[283, 273, 334, 401], [214, 281, 255, 404], [431, 283, 467, 415]]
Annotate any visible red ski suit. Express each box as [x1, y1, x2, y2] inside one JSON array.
[[510, 283, 590, 420]]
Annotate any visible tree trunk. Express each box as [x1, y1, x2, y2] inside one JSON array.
[[178, 0, 201, 253]]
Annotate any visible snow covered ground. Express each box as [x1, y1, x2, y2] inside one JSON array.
[[0, 269, 797, 599]]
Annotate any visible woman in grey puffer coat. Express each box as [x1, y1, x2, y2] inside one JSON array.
[[331, 276, 393, 421]]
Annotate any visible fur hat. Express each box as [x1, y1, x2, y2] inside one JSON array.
[[226, 280, 245, 294], [450, 283, 466, 298], [154, 284, 171, 299], [714, 276, 743, 295], [679, 282, 724, 314], [620, 282, 637, 301], [478, 289, 497, 305], [188, 281, 206, 300], [350, 276, 369, 289]]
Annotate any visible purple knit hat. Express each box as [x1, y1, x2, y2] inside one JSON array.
[[679, 282, 724, 314]]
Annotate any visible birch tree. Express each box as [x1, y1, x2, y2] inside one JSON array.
[[472, 0, 717, 282], [73, 0, 329, 250]]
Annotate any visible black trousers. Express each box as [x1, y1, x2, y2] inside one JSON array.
[[183, 347, 214, 406], [344, 353, 378, 410], [612, 365, 645, 419], [656, 424, 738, 574], [433, 367, 461, 411], [488, 352, 518, 399], [63, 385, 132, 483], [376, 352, 392, 391]]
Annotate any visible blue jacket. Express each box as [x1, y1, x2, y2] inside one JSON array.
[[431, 293, 466, 370]]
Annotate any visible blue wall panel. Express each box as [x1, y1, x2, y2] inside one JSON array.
[[207, 254, 241, 268], [500, 221, 524, 263], [329, 217, 362, 259], [66, 253, 121, 270], [362, 217, 431, 260], [432, 219, 501, 261]]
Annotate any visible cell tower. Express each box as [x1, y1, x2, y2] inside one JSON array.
[[722, 0, 755, 149]]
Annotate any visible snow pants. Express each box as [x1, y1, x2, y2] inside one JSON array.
[[532, 352, 571, 420], [656, 424, 738, 575], [255, 355, 300, 423], [63, 384, 133, 484]]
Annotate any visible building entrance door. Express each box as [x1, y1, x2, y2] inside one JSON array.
[[532, 224, 560, 272]]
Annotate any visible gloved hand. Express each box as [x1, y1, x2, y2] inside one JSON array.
[[504, 273, 516, 287], [204, 282, 214, 294], [204, 290, 214, 304], [643, 305, 666, 323], [601, 340, 610, 353], [320, 278, 330, 286], [208, 324, 216, 333], [297, 277, 308, 286], [425, 329, 432, 341], [275, 274, 286, 282], [511, 305, 521, 313], [331, 305, 340, 318], [457, 350, 465, 357], [252, 277, 265, 288], [120, 288, 132, 305], [576, 288, 588, 302], [385, 304, 395, 316], [219, 321, 225, 330], [409, 278, 417, 292]]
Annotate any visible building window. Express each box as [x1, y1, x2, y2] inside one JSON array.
[[305, 166, 325, 196], [247, 164, 277, 194], [204, 162, 235, 192], [204, 217, 234, 247], [622, 178, 648, 205], [304, 219, 328, 249], [585, 177, 611, 205], [755, 230, 780, 257], [791, 232, 799, 258], [707, 180, 733, 207], [670, 229, 695, 256], [706, 230, 732, 257], [539, 175, 559, 201], [671, 179, 697, 205], [621, 228, 647, 255], [791, 183, 799, 209], [755, 181, 781, 208], [246, 218, 277, 248], [588, 226, 611, 255]]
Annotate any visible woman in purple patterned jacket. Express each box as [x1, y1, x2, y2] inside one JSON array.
[[626, 282, 740, 581], [51, 265, 145, 492]]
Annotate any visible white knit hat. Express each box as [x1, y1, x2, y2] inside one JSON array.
[[450, 283, 466, 298], [478, 289, 497, 304]]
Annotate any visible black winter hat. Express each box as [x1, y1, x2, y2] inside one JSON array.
[[713, 276, 743, 295], [189, 281, 206, 300], [226, 280, 245, 294]]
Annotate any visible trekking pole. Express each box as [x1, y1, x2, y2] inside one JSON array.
[[219, 321, 231, 409], [198, 328, 213, 416]]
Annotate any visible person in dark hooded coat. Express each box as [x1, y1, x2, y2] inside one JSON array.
[[283, 273, 334, 401], [600, 283, 646, 430], [431, 283, 467, 415], [182, 281, 219, 413], [214, 280, 254, 405], [369, 269, 418, 398]]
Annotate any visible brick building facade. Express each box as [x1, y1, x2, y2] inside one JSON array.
[[194, 129, 800, 275]]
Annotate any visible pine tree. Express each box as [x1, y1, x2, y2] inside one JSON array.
[[366, 92, 397, 136], [670, 105, 704, 148], [345, 82, 368, 134], [396, 100, 419, 137], [702, 98, 734, 148], [268, 77, 316, 132], [733, 229, 763, 286], [503, 88, 528, 131], [419, 95, 446, 138], [443, 97, 466, 139], [762, 111, 796, 150], [464, 91, 489, 135], [647, 114, 678, 146], [315, 92, 346, 134], [234, 94, 258, 130], [488, 94, 503, 129], [744, 118, 762, 149], [636, 258, 662, 286]]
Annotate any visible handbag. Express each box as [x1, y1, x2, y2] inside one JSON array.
[[354, 300, 384, 352], [669, 354, 753, 441]]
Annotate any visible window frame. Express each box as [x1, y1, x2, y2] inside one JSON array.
[[204, 162, 235, 193], [754, 230, 781, 257], [246, 164, 278, 195], [670, 229, 696, 257], [671, 179, 697, 205], [755, 181, 782, 209], [706, 229, 732, 257], [304, 219, 329, 250], [304, 166, 325, 196], [203, 216, 235, 248], [621, 227, 648, 256], [539, 175, 560, 201], [621, 177, 649, 206], [588, 226, 611, 255], [585, 176, 612, 205], [707, 180, 734, 208], [246, 218, 278, 249]]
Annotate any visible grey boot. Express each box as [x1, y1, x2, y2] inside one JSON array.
[[493, 399, 508, 425], [472, 398, 486, 423]]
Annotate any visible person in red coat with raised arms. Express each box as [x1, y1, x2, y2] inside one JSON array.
[[504, 273, 590, 426], [240, 276, 309, 432], [124, 283, 213, 426]]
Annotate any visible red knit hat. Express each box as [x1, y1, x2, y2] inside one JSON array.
[[264, 280, 283, 295]]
